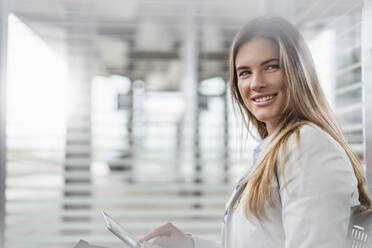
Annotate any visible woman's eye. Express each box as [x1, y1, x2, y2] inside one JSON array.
[[266, 64, 280, 70], [239, 71, 251, 77]]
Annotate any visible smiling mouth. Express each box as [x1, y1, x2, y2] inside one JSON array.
[[253, 93, 278, 102]]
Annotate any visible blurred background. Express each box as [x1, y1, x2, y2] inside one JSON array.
[[0, 0, 371, 247]]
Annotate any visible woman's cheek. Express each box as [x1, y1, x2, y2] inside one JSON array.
[[238, 82, 251, 103], [238, 80, 248, 95]]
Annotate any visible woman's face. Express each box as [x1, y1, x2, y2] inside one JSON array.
[[235, 37, 287, 135]]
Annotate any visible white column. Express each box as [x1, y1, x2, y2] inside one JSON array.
[[180, 4, 200, 182], [0, 0, 8, 246], [363, 0, 372, 185]]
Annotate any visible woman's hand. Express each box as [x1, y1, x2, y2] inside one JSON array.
[[139, 222, 194, 248]]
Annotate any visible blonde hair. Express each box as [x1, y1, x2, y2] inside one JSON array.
[[229, 16, 371, 221]]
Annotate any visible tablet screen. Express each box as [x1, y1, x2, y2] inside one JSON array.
[[102, 211, 142, 248]]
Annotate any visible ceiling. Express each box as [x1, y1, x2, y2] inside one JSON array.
[[8, 0, 362, 90]]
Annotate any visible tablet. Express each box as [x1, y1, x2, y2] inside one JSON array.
[[102, 211, 143, 248]]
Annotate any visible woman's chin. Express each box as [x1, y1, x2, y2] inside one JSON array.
[[255, 116, 269, 123]]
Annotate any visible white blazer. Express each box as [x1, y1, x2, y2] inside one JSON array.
[[190, 124, 360, 248]]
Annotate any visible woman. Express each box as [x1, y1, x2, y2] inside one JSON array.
[[139, 16, 371, 248]]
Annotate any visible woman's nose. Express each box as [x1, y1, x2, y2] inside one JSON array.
[[250, 72, 266, 90]]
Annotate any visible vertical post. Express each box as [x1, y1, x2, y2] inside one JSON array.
[[363, 0, 372, 186], [223, 82, 229, 183], [126, 79, 134, 182], [181, 3, 200, 183], [126, 40, 135, 182], [0, 0, 8, 247]]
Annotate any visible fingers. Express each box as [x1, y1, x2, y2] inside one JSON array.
[[139, 222, 176, 243], [142, 241, 162, 248], [151, 235, 177, 246]]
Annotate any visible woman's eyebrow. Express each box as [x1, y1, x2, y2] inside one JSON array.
[[261, 58, 279, 66], [236, 58, 279, 72]]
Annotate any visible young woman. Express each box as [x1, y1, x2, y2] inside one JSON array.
[[139, 16, 371, 248]]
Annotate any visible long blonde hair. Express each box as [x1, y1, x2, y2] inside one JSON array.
[[229, 16, 371, 221]]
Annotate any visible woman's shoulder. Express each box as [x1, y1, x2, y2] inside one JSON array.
[[289, 123, 346, 156], [299, 123, 329, 138]]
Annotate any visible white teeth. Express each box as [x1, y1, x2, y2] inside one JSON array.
[[255, 95, 275, 102]]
